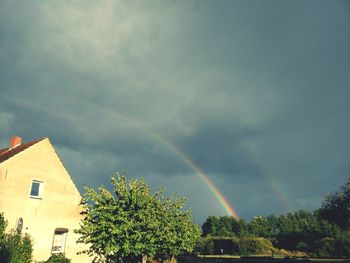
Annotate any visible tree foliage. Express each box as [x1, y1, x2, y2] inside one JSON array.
[[193, 237, 214, 255], [75, 172, 200, 262], [200, 178, 350, 257], [318, 178, 350, 229], [0, 213, 33, 263], [202, 216, 247, 237]]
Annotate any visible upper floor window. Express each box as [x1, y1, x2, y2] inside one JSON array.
[[30, 180, 44, 199]]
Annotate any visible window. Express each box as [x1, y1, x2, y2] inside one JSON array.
[[30, 180, 44, 198], [51, 228, 68, 254]]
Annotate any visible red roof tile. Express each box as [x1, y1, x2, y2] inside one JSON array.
[[0, 138, 46, 164]]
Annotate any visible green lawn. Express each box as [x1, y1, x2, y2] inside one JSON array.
[[177, 255, 350, 263]]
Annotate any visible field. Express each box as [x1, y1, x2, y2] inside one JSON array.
[[177, 255, 350, 263]]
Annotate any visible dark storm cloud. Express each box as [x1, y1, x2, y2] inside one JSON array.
[[0, 0, 349, 221], [177, 124, 262, 179]]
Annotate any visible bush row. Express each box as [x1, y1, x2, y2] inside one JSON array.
[[194, 236, 307, 257]]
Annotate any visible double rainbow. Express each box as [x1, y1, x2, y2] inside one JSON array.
[[94, 109, 239, 218]]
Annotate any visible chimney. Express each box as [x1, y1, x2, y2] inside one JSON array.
[[10, 136, 22, 148]]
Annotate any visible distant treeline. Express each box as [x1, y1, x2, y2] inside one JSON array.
[[195, 178, 350, 257]]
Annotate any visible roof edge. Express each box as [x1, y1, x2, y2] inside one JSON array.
[[0, 137, 47, 164]]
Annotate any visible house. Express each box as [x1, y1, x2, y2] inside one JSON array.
[[0, 136, 90, 262]]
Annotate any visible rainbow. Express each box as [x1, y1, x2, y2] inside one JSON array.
[[150, 131, 239, 218], [22, 99, 295, 218], [88, 108, 239, 218], [20, 98, 239, 217], [239, 142, 293, 212]]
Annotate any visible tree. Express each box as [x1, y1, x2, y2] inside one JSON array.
[[232, 219, 248, 238], [249, 216, 273, 238], [202, 216, 245, 237], [75, 172, 200, 262], [152, 189, 200, 261], [318, 178, 350, 229], [202, 216, 220, 237]]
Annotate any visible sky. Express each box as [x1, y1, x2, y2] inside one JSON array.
[[0, 0, 349, 222]]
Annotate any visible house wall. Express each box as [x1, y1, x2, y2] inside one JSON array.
[[0, 139, 90, 262]]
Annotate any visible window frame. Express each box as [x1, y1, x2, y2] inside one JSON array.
[[51, 228, 68, 254], [29, 179, 44, 199]]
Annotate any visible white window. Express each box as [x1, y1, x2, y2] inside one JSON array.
[[51, 229, 68, 254], [29, 180, 44, 198]]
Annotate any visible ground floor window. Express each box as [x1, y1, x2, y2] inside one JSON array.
[[51, 228, 68, 254]]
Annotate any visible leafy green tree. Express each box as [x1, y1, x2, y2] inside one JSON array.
[[152, 189, 200, 261], [318, 178, 350, 229], [217, 216, 235, 237], [199, 179, 350, 257], [202, 216, 221, 237], [232, 219, 249, 237], [202, 216, 246, 237], [265, 215, 278, 237], [75, 172, 199, 262], [249, 216, 273, 238]]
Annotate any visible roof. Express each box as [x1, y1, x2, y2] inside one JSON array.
[[0, 138, 46, 164]]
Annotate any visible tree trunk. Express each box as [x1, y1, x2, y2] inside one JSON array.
[[142, 255, 147, 263]]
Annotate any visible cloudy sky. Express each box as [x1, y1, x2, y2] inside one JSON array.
[[1, 0, 349, 222]]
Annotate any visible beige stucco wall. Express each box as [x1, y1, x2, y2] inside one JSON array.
[[0, 139, 90, 262]]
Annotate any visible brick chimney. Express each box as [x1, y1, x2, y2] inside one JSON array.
[[10, 136, 22, 148]]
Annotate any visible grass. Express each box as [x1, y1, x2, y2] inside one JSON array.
[[177, 255, 350, 263]]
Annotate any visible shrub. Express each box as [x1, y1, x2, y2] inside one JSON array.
[[272, 248, 307, 257], [314, 237, 336, 257], [238, 237, 273, 256], [314, 232, 350, 257], [193, 237, 214, 255], [295, 241, 308, 251], [0, 213, 33, 263], [43, 253, 71, 263], [0, 213, 6, 237], [0, 229, 33, 263]]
